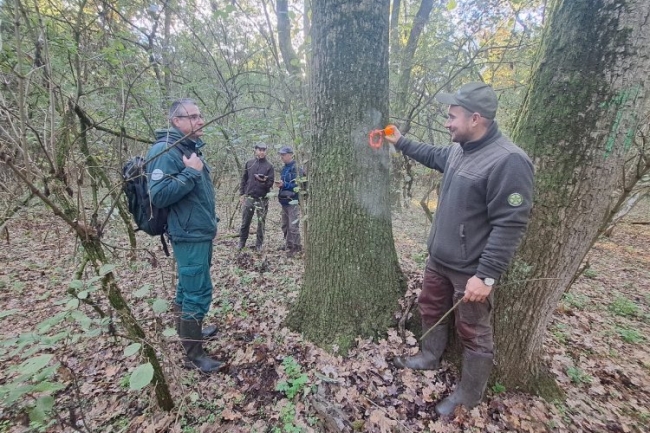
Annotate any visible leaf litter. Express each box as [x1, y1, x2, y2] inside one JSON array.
[[0, 199, 648, 432]]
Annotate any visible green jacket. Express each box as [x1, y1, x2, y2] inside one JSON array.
[[146, 128, 218, 243]]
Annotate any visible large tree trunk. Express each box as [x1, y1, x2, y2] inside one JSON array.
[[287, 0, 404, 350], [494, 0, 650, 396]]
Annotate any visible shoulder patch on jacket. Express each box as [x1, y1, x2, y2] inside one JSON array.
[[508, 192, 524, 207], [151, 169, 164, 181]]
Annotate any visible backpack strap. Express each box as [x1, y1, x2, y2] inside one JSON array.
[[160, 233, 170, 257], [150, 138, 186, 257], [155, 138, 190, 160]]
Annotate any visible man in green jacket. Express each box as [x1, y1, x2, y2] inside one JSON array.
[[146, 99, 223, 373]]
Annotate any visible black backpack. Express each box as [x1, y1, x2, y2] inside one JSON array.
[[122, 144, 182, 256]]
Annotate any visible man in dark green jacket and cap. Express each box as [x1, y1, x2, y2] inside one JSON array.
[[385, 83, 534, 415], [146, 98, 223, 373]]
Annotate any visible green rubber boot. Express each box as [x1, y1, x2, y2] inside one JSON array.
[[435, 350, 493, 416], [393, 325, 447, 370]]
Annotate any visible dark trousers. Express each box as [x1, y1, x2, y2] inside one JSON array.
[[280, 204, 301, 250], [239, 197, 268, 247], [419, 258, 494, 354], [172, 241, 213, 322]]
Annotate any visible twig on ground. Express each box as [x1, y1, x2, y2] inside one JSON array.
[[397, 294, 416, 341], [310, 389, 353, 433]]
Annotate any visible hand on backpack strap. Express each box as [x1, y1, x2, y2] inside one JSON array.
[[183, 153, 204, 172]]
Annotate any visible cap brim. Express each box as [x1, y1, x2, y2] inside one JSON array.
[[435, 92, 460, 106]]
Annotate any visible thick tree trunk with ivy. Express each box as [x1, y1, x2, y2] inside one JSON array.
[[287, 0, 404, 351], [493, 0, 650, 396]]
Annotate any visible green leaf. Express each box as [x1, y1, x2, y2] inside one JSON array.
[[77, 290, 89, 300], [37, 312, 67, 332], [18, 354, 53, 376], [0, 309, 20, 319], [68, 280, 84, 290], [87, 276, 102, 286], [3, 384, 34, 404], [70, 311, 92, 329], [152, 299, 168, 314], [66, 298, 80, 310], [129, 363, 154, 390], [29, 395, 54, 423], [133, 284, 151, 298], [36, 395, 55, 411], [85, 328, 102, 338], [162, 328, 177, 337], [32, 381, 65, 393], [123, 343, 141, 357], [33, 365, 59, 382], [98, 264, 116, 276]]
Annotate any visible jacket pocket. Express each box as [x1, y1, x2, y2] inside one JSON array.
[[459, 224, 467, 261], [178, 264, 205, 292]]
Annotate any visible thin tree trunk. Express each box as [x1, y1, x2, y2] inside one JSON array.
[[391, 0, 435, 209], [603, 188, 649, 236], [277, 0, 301, 74], [494, 0, 650, 396]]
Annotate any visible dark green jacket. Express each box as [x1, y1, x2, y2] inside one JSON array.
[[395, 122, 533, 280], [146, 128, 218, 243]]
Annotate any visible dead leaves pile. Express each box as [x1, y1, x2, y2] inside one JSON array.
[[0, 200, 648, 432]]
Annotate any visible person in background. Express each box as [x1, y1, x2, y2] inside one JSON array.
[[275, 146, 304, 258], [147, 98, 223, 374], [238, 143, 274, 252], [385, 83, 534, 415]]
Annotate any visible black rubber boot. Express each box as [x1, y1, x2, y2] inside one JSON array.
[[435, 350, 493, 416], [179, 319, 224, 373], [173, 304, 217, 339], [287, 245, 302, 258], [393, 325, 448, 370]]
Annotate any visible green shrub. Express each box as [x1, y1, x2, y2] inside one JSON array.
[[616, 327, 644, 344], [609, 296, 639, 317], [566, 366, 592, 384], [276, 356, 309, 399]]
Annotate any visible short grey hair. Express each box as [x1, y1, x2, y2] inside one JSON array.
[[169, 98, 197, 119]]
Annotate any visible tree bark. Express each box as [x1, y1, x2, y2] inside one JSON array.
[[494, 0, 650, 396], [287, 0, 404, 351], [396, 0, 433, 114], [277, 0, 301, 75], [391, 0, 435, 209]]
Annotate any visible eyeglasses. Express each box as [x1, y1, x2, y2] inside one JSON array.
[[175, 114, 204, 121]]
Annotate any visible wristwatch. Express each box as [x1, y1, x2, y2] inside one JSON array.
[[482, 277, 495, 287]]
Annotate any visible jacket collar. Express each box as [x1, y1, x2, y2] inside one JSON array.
[[461, 121, 501, 153], [155, 128, 205, 152]]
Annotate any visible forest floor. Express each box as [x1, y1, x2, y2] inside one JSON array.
[[0, 196, 649, 433]]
